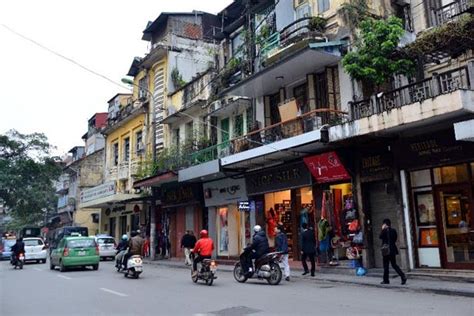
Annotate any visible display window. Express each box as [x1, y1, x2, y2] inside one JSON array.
[[217, 207, 229, 256]]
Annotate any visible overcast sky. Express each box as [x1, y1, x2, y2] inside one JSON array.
[[0, 0, 232, 156]]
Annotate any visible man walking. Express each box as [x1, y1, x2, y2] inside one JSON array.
[[380, 219, 407, 285], [275, 224, 290, 281], [301, 223, 316, 277], [181, 230, 197, 266]]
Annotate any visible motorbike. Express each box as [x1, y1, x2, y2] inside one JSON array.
[[116, 250, 143, 279], [233, 248, 283, 285], [191, 253, 217, 286], [11, 252, 25, 270]]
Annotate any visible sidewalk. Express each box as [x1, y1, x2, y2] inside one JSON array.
[[143, 257, 474, 298]]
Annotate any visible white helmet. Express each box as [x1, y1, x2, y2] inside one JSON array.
[[253, 225, 262, 233], [121, 234, 128, 241]]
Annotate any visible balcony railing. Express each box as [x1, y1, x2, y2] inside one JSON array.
[[351, 65, 472, 120], [183, 108, 348, 166], [432, 0, 473, 26]]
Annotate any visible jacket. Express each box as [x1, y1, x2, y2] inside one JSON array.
[[301, 228, 317, 254], [193, 237, 214, 256], [181, 234, 197, 248], [116, 240, 128, 253], [11, 241, 25, 255], [129, 236, 144, 256], [379, 227, 399, 256], [251, 231, 270, 258], [275, 232, 289, 254]]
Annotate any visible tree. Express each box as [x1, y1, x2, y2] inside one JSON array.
[[342, 17, 414, 93], [0, 130, 61, 229]]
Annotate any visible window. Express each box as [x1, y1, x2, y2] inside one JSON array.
[[296, 2, 311, 19], [67, 239, 96, 249], [231, 32, 244, 59], [123, 137, 130, 161], [318, 0, 330, 13], [233, 114, 244, 137], [433, 164, 469, 184], [24, 239, 43, 246], [113, 143, 119, 166], [185, 122, 194, 145], [135, 131, 143, 154], [138, 77, 148, 99]]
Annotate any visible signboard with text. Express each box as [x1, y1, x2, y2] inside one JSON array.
[[80, 181, 115, 204], [304, 151, 351, 183]]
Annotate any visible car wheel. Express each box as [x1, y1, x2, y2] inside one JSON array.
[[60, 261, 66, 272], [42, 259, 46, 264], [93, 264, 99, 271], [49, 261, 55, 270]]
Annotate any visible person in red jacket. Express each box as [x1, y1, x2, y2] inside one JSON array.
[[192, 229, 214, 276]]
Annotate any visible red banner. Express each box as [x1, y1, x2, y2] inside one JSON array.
[[304, 151, 350, 183]]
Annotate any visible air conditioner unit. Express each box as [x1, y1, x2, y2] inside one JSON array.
[[139, 89, 147, 100], [210, 100, 222, 112]]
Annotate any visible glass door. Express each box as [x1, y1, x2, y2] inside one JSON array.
[[435, 185, 474, 269]]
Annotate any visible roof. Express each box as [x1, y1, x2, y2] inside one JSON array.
[[142, 11, 206, 41], [107, 93, 132, 104], [126, 57, 143, 77]]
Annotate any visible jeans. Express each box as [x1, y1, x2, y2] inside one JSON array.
[[383, 254, 406, 283], [280, 254, 290, 277], [193, 255, 211, 272], [302, 252, 315, 273], [184, 248, 192, 265]]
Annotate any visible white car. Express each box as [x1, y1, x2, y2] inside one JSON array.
[[23, 237, 48, 263], [93, 235, 116, 260]]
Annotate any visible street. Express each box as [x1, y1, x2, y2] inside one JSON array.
[[1, 260, 473, 316]]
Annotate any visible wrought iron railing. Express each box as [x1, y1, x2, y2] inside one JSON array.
[[432, 0, 473, 26], [350, 66, 472, 120]]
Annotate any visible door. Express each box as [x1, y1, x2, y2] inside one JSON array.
[[435, 185, 474, 269]]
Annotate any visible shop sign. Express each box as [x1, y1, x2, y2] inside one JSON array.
[[304, 151, 351, 183], [80, 181, 115, 204], [238, 201, 250, 211], [203, 178, 247, 207], [245, 161, 312, 196], [394, 129, 474, 169], [360, 150, 393, 183], [161, 183, 202, 206]]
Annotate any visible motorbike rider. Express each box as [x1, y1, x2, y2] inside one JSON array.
[[115, 234, 129, 268], [123, 231, 144, 269], [191, 230, 214, 277], [10, 237, 25, 265], [242, 225, 270, 276]]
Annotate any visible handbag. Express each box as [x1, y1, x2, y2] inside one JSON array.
[[381, 228, 391, 256], [346, 246, 360, 260]]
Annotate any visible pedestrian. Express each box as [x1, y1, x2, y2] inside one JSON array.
[[301, 223, 316, 276], [143, 236, 150, 258], [181, 230, 197, 266], [380, 218, 407, 285], [275, 224, 290, 281]]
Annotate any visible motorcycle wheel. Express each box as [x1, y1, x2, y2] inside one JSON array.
[[19, 261, 23, 270], [267, 262, 282, 285], [206, 276, 214, 286], [133, 271, 139, 279], [233, 262, 248, 283], [191, 270, 198, 283]]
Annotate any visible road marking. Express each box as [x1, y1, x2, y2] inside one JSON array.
[[57, 275, 72, 280], [100, 288, 128, 297], [34, 268, 42, 271]]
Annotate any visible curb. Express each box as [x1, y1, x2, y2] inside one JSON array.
[[143, 260, 474, 298]]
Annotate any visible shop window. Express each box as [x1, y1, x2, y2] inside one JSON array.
[[217, 207, 229, 255], [410, 169, 432, 187], [433, 164, 469, 184]]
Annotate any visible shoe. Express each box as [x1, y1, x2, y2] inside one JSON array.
[[192, 271, 197, 277], [401, 277, 407, 285], [380, 281, 389, 284], [311, 272, 315, 277], [285, 277, 290, 282], [302, 271, 309, 276]]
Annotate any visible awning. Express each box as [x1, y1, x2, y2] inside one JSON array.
[[133, 171, 177, 188], [79, 193, 142, 209], [303, 151, 351, 183], [222, 42, 343, 98]]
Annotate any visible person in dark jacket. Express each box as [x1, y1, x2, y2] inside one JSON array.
[[301, 223, 316, 276], [275, 224, 290, 281], [379, 218, 407, 285], [10, 237, 25, 265], [181, 230, 197, 266], [242, 225, 269, 275]]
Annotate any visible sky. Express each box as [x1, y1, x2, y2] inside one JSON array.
[[0, 0, 232, 156]]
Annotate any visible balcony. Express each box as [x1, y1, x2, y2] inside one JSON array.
[[432, 0, 473, 27], [104, 101, 146, 135]]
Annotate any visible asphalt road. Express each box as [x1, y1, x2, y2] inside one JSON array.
[[1, 259, 473, 316]]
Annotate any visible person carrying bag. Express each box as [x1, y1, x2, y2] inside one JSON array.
[[379, 219, 407, 285]]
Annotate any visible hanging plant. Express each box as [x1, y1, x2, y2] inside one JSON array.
[[308, 16, 327, 32], [171, 67, 186, 90]]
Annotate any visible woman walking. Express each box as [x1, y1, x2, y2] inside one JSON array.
[[380, 219, 407, 285]]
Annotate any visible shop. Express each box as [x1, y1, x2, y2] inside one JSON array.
[[396, 128, 474, 270], [101, 203, 147, 239], [245, 161, 314, 259], [203, 177, 252, 258], [160, 182, 204, 259]]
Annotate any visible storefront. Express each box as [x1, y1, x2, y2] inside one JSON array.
[[160, 182, 204, 259], [203, 177, 252, 258], [396, 128, 474, 270], [101, 203, 147, 240]]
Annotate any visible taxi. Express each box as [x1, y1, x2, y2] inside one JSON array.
[[49, 234, 100, 272]]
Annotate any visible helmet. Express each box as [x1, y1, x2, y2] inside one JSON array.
[[253, 225, 262, 233], [199, 230, 208, 238], [121, 234, 128, 241]]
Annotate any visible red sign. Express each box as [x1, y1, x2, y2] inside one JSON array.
[[304, 151, 351, 183]]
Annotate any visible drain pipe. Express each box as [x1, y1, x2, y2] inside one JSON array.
[[400, 170, 415, 270]]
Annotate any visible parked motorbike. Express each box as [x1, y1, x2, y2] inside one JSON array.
[[233, 248, 282, 285], [11, 252, 25, 270], [116, 250, 143, 279], [191, 253, 217, 286]]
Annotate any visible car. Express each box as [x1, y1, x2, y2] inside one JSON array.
[[0, 238, 17, 261], [49, 236, 99, 272], [93, 235, 116, 261], [23, 237, 48, 264]]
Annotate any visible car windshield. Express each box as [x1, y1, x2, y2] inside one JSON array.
[[97, 238, 115, 245], [67, 239, 96, 249], [24, 239, 44, 246]]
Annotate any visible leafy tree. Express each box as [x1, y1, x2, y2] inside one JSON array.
[[342, 17, 415, 92], [0, 130, 61, 229]]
